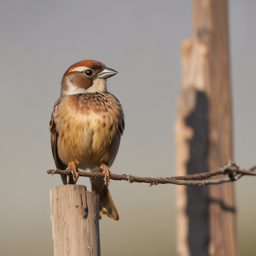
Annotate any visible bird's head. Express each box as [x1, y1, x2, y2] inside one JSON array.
[[60, 60, 118, 96]]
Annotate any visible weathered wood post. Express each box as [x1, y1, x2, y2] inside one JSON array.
[[175, 0, 237, 255], [50, 185, 101, 256]]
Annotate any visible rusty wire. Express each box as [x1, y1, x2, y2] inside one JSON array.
[[47, 161, 256, 186]]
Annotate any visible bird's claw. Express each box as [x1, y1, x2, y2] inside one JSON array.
[[100, 163, 110, 185], [66, 162, 79, 183]]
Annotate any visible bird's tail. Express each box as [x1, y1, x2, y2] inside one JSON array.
[[90, 177, 119, 220]]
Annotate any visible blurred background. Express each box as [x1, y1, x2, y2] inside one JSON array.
[[0, 1, 255, 255]]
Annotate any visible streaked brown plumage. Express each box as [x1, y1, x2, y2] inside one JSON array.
[[50, 60, 124, 220]]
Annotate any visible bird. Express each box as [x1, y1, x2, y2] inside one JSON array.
[[49, 60, 124, 220]]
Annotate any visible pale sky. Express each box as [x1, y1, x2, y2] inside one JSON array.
[[0, 1, 256, 255]]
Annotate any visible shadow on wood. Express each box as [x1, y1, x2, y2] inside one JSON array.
[[185, 90, 209, 256]]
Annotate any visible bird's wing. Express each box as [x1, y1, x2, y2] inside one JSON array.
[[50, 97, 68, 183]]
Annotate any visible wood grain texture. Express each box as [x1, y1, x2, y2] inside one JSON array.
[[175, 0, 237, 255], [50, 185, 100, 256]]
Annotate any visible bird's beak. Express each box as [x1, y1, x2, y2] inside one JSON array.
[[97, 67, 118, 79]]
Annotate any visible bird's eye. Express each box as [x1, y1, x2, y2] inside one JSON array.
[[85, 69, 93, 76]]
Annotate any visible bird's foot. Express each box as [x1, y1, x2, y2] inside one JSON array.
[[100, 163, 110, 185], [66, 162, 79, 184]]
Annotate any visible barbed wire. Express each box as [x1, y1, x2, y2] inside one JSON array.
[[47, 161, 256, 186]]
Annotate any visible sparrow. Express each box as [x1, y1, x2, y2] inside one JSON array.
[[49, 60, 124, 220]]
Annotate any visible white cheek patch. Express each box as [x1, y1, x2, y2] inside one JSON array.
[[62, 77, 107, 96], [62, 76, 87, 96]]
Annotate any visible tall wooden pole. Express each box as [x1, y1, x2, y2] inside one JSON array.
[[175, 1, 237, 255], [50, 185, 101, 256]]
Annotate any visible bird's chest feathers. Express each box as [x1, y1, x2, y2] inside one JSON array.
[[55, 94, 121, 167]]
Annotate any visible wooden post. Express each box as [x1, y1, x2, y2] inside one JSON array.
[[175, 1, 237, 255], [50, 185, 100, 256]]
